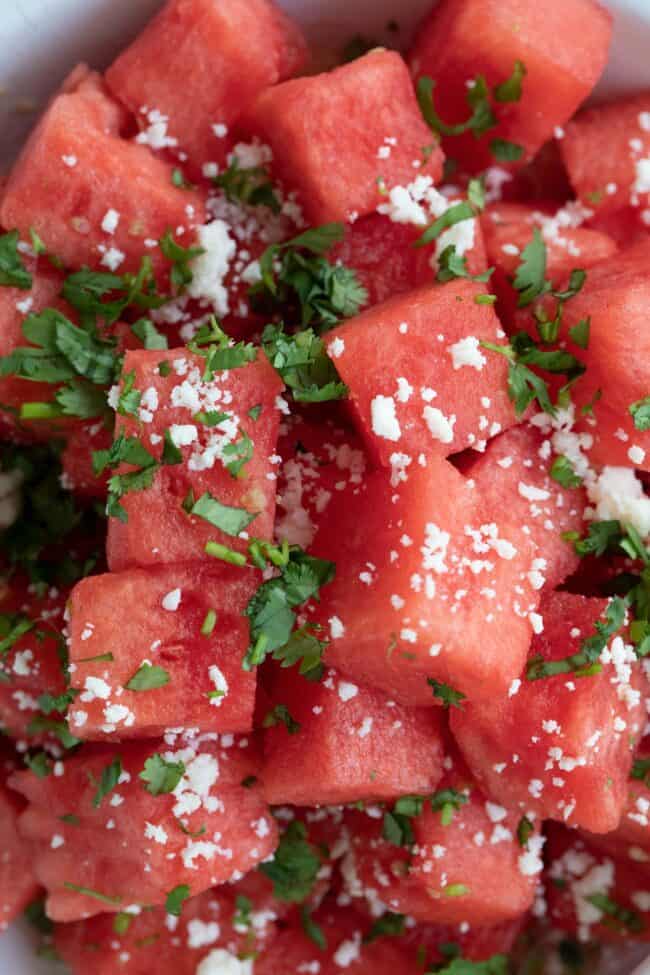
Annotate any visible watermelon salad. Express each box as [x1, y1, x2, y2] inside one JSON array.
[[1, 0, 650, 972]]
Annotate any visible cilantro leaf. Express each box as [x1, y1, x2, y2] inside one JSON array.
[[63, 883, 122, 906], [215, 158, 280, 212], [165, 885, 191, 917], [435, 956, 509, 975], [187, 491, 257, 537], [125, 663, 170, 691], [490, 138, 524, 162], [91, 757, 122, 808], [427, 677, 466, 709], [301, 905, 327, 950], [417, 201, 476, 247], [187, 318, 257, 378], [160, 230, 204, 291], [262, 323, 348, 403], [223, 431, 254, 478], [27, 715, 80, 749], [493, 60, 527, 102], [572, 520, 623, 558], [161, 429, 183, 466], [517, 815, 534, 847], [550, 455, 582, 489], [585, 893, 643, 934], [263, 703, 301, 735], [0, 230, 32, 289], [630, 396, 650, 432], [140, 754, 186, 796], [513, 229, 548, 306], [93, 433, 159, 523], [54, 379, 110, 419], [417, 75, 496, 139], [569, 317, 591, 350], [272, 626, 326, 681], [632, 757, 650, 787], [131, 318, 168, 350], [526, 596, 627, 680], [259, 820, 321, 903], [436, 245, 494, 284], [37, 689, 78, 714], [363, 912, 406, 944]]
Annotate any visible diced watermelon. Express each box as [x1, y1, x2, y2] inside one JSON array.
[[545, 823, 650, 943], [481, 201, 617, 325], [61, 421, 112, 499], [0, 68, 207, 277], [55, 882, 277, 975], [325, 280, 516, 467], [9, 732, 276, 921], [255, 901, 420, 975], [261, 664, 446, 805], [242, 50, 444, 224], [343, 756, 541, 926], [586, 205, 650, 249], [0, 578, 68, 741], [0, 253, 76, 442], [68, 562, 258, 739], [462, 424, 586, 591], [398, 916, 526, 968], [106, 348, 283, 570], [561, 93, 650, 217], [504, 139, 573, 203], [583, 738, 650, 875], [105, 0, 307, 179], [0, 781, 39, 931], [311, 454, 538, 706], [451, 591, 647, 834], [408, 0, 612, 173]]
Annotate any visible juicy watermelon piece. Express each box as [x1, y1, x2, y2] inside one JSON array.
[[408, 0, 612, 173], [325, 280, 516, 467], [255, 901, 420, 975], [343, 757, 541, 926], [9, 732, 276, 921], [561, 93, 650, 217], [545, 823, 650, 943], [462, 424, 586, 591], [0, 781, 39, 931], [106, 348, 283, 570], [61, 421, 112, 499], [311, 454, 538, 706], [261, 664, 446, 805], [398, 916, 526, 968], [505, 139, 573, 203], [0, 579, 68, 741], [0, 68, 207, 277], [586, 205, 650, 249], [242, 50, 445, 224], [55, 882, 277, 975], [68, 563, 258, 739], [451, 591, 647, 834], [106, 0, 307, 179]]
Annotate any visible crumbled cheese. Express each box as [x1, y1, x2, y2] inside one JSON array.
[[101, 209, 120, 234], [187, 220, 237, 317], [587, 466, 650, 538], [370, 395, 401, 442], [449, 336, 486, 371], [195, 948, 253, 975], [422, 406, 455, 444], [162, 588, 182, 612]]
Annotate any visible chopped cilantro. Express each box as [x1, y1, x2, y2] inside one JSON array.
[[159, 230, 204, 291], [632, 757, 650, 787], [233, 895, 252, 930], [91, 757, 122, 808], [435, 955, 509, 974], [115, 370, 141, 417], [585, 893, 643, 933], [171, 168, 192, 190], [215, 158, 280, 212], [223, 431, 254, 478], [630, 396, 650, 432], [417, 75, 496, 139], [517, 815, 534, 847], [572, 519, 623, 558], [37, 689, 78, 714], [259, 820, 321, 903], [363, 912, 406, 943], [248, 404, 262, 421], [131, 318, 168, 350], [0, 230, 33, 289], [513, 229, 548, 306], [493, 60, 527, 102], [93, 433, 159, 522], [165, 884, 190, 917], [427, 677, 466, 709], [526, 596, 626, 680], [187, 491, 257, 536], [140, 754, 186, 796], [161, 429, 183, 466], [200, 609, 217, 637], [63, 883, 122, 906], [24, 898, 54, 935], [263, 703, 301, 735], [262, 323, 348, 403], [188, 318, 257, 378], [24, 751, 52, 778], [205, 540, 248, 566], [569, 317, 591, 350], [300, 905, 327, 950], [272, 625, 326, 681], [490, 138, 524, 162], [550, 455, 582, 488], [125, 663, 170, 691], [113, 912, 134, 935], [27, 715, 80, 749], [417, 201, 476, 247], [436, 245, 494, 285]]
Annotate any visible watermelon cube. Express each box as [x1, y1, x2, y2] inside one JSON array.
[[311, 453, 538, 706], [561, 93, 650, 217], [261, 664, 446, 805], [451, 591, 647, 834], [344, 756, 541, 926], [61, 421, 112, 499], [106, 0, 307, 179], [0, 781, 38, 932], [0, 68, 207, 277], [242, 50, 445, 224], [56, 883, 277, 975], [9, 733, 276, 921], [398, 916, 526, 969], [68, 562, 258, 739], [106, 348, 283, 570], [545, 824, 650, 943], [463, 424, 586, 591], [325, 279, 516, 467], [408, 0, 612, 174]]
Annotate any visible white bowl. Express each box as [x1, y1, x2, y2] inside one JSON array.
[[1, 1, 650, 972]]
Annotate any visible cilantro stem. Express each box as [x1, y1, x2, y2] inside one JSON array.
[[204, 541, 247, 566]]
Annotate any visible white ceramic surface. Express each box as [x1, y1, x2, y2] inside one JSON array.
[[1, 0, 650, 971]]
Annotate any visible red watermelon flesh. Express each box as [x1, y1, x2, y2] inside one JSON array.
[[311, 454, 538, 706], [242, 50, 445, 225], [398, 916, 527, 968], [0, 68, 207, 278], [462, 424, 586, 591], [408, 0, 612, 174], [55, 882, 278, 975], [504, 139, 573, 204], [451, 591, 647, 834], [9, 733, 276, 921], [261, 664, 446, 805], [325, 280, 517, 468], [587, 205, 650, 249], [545, 823, 650, 943], [105, 0, 307, 179], [61, 421, 112, 500], [68, 563, 258, 739], [106, 348, 283, 570], [0, 782, 39, 932], [561, 93, 650, 217]]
